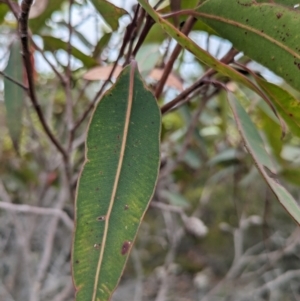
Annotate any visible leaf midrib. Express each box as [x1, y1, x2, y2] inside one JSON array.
[[92, 65, 134, 301]]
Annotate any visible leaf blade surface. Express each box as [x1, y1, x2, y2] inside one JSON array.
[[72, 63, 161, 301], [196, 0, 300, 91]]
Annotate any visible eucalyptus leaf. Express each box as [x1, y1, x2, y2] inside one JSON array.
[[196, 0, 300, 92], [227, 93, 300, 225], [72, 62, 161, 301]]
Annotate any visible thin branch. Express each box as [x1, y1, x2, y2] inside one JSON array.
[[125, 5, 144, 64], [131, 11, 154, 58], [243, 270, 300, 300], [0, 201, 73, 230], [65, 0, 74, 132], [0, 71, 28, 90], [160, 93, 211, 178], [2, 0, 19, 18], [151, 201, 184, 214], [30, 39, 67, 86], [71, 5, 142, 135], [161, 47, 238, 114], [18, 0, 68, 160], [30, 181, 69, 301], [155, 16, 197, 99]]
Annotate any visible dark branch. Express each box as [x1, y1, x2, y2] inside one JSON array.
[[18, 0, 68, 160]]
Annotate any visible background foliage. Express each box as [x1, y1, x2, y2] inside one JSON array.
[[0, 0, 300, 301]]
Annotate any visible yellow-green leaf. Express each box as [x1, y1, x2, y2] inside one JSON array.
[[255, 77, 300, 138]]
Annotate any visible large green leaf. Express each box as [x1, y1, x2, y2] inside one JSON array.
[[196, 0, 300, 92], [89, 0, 127, 31], [228, 94, 300, 225], [42, 36, 98, 68], [72, 63, 161, 301], [137, 0, 272, 103], [4, 41, 24, 151]]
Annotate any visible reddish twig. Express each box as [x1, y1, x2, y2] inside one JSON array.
[[154, 16, 197, 98], [161, 47, 238, 114]]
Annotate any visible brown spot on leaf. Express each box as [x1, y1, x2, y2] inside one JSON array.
[[94, 243, 100, 249], [121, 241, 131, 255], [97, 216, 106, 221], [276, 13, 283, 19], [124, 205, 129, 210]]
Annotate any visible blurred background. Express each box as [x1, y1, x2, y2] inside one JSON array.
[[1, 1, 300, 300]]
